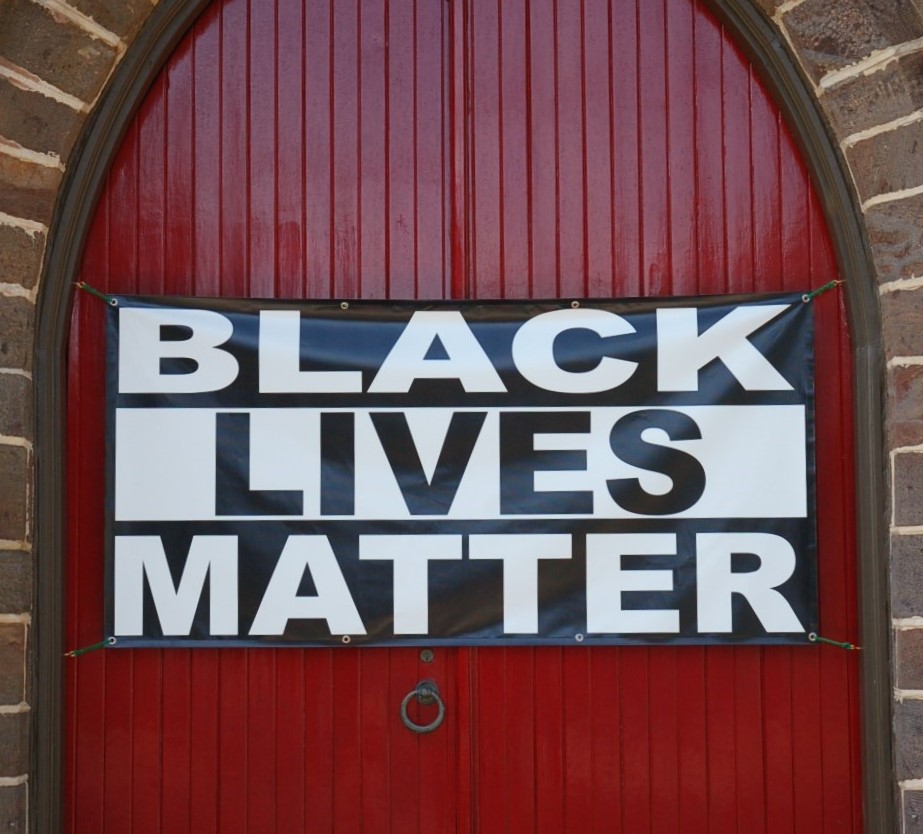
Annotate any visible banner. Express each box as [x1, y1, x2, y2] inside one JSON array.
[[105, 293, 817, 646]]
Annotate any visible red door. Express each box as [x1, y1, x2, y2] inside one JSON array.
[[65, 1, 862, 831]]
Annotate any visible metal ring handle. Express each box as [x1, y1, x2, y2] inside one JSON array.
[[400, 680, 445, 734]]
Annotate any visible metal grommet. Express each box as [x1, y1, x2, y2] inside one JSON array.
[[106, 636, 118, 647], [341, 635, 352, 644], [801, 294, 810, 303], [570, 300, 580, 308], [340, 301, 349, 310], [807, 632, 818, 642], [109, 297, 119, 307], [574, 633, 585, 643]]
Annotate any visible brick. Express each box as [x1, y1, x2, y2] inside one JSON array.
[[0, 155, 61, 226], [823, 51, 923, 136], [0, 552, 31, 614], [0, 447, 28, 543], [881, 288, 923, 359], [895, 698, 923, 779], [908, 791, 923, 834], [0, 224, 45, 290], [0, 785, 26, 833], [866, 192, 923, 283], [898, 628, 923, 688], [0, 713, 28, 776], [0, 77, 84, 160], [889, 364, 923, 447], [891, 535, 923, 617], [0, 0, 119, 103], [846, 121, 923, 203], [0, 297, 34, 371], [895, 451, 923, 527], [68, 0, 156, 40], [0, 624, 24, 704], [752, 0, 788, 14], [783, 0, 923, 85], [0, 375, 32, 440]]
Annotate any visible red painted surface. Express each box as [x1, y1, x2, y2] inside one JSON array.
[[64, 1, 862, 831]]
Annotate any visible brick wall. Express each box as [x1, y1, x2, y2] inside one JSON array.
[[1, 0, 922, 830], [751, 1, 923, 829], [0, 1, 158, 827]]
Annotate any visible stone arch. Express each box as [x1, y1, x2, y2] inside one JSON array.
[[0, 0, 917, 830]]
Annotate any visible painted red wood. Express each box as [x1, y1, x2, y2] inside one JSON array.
[[64, 1, 862, 831]]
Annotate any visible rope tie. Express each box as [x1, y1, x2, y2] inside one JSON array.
[[74, 281, 118, 306], [65, 637, 117, 658], [802, 280, 844, 302], [808, 632, 860, 651]]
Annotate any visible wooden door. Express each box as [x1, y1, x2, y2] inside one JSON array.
[[64, 1, 862, 831]]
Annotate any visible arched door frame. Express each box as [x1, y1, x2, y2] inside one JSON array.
[[32, 1, 891, 831]]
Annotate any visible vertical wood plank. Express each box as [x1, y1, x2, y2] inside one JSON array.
[[562, 649, 593, 833], [618, 649, 653, 833], [358, 650, 390, 834], [534, 648, 565, 834], [649, 648, 680, 833], [676, 648, 708, 832], [471, 649, 507, 834], [103, 123, 140, 834], [359, 0, 388, 299], [526, 0, 558, 298], [248, 0, 278, 296], [303, 652, 335, 832], [245, 653, 277, 832], [216, 652, 248, 834], [189, 653, 220, 834], [691, 3, 727, 295], [637, 0, 670, 296], [304, 0, 333, 297], [588, 649, 621, 831], [332, 653, 362, 833], [276, 0, 306, 295], [218, 0, 250, 297], [469, 0, 501, 300], [386, 0, 416, 297], [665, 0, 698, 297], [554, 0, 586, 298], [331, 0, 360, 297], [66, 206, 109, 834], [191, 5, 222, 296], [503, 649, 537, 832], [416, 0, 450, 297], [583, 0, 615, 297], [610, 0, 641, 294], [164, 35, 195, 296]]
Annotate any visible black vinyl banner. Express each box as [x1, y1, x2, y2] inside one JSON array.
[[105, 293, 817, 647]]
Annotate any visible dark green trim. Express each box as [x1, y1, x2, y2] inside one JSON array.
[[705, 2, 892, 830], [32, 2, 212, 832], [33, 1, 891, 832]]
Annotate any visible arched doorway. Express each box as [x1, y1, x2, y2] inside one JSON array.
[[39, 0, 885, 830]]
